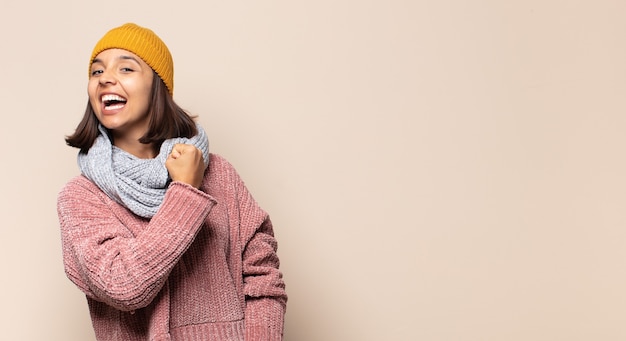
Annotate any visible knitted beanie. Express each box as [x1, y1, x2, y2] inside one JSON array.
[[89, 23, 174, 95]]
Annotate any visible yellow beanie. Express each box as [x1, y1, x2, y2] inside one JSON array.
[[89, 23, 174, 95]]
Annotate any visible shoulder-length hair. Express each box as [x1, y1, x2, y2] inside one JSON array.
[[65, 72, 197, 153]]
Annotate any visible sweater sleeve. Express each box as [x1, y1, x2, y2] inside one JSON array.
[[220, 159, 287, 340], [243, 218, 288, 340], [57, 177, 216, 311]]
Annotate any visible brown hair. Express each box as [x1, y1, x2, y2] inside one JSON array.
[[65, 72, 197, 153]]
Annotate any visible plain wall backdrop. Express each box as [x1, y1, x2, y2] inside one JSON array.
[[1, 1, 626, 340]]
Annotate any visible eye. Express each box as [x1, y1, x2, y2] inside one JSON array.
[[90, 69, 103, 76], [121, 67, 134, 72]]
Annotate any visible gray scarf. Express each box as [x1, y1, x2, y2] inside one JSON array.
[[78, 123, 210, 218]]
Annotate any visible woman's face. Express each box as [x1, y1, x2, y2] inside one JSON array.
[[88, 48, 154, 138]]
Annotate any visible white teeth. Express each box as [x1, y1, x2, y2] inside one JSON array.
[[102, 94, 126, 110], [105, 104, 125, 110], [101, 94, 126, 102]]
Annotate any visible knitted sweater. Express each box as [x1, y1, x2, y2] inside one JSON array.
[[57, 154, 287, 341]]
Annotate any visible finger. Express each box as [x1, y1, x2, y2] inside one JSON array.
[[173, 144, 194, 154], [170, 149, 181, 159], [170, 143, 188, 158]]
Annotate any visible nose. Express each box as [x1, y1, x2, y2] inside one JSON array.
[[99, 68, 117, 86]]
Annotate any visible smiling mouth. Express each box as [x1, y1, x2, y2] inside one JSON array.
[[102, 94, 127, 110]]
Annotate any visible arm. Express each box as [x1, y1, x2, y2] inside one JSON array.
[[58, 177, 215, 311], [243, 217, 288, 340], [224, 161, 287, 339]]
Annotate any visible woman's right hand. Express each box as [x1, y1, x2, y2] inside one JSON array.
[[165, 143, 206, 189]]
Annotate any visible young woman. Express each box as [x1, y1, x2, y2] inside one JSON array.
[[57, 23, 287, 340]]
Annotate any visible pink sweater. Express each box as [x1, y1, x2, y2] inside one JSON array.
[[57, 154, 287, 340]]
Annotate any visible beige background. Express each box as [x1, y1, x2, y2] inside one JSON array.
[[1, 0, 625, 340]]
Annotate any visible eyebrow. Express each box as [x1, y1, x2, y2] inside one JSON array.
[[92, 55, 142, 65]]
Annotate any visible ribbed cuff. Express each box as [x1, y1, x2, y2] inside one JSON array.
[[170, 320, 246, 340], [245, 325, 284, 341]]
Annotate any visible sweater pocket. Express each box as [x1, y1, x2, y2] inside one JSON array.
[[169, 273, 244, 327], [168, 235, 244, 327]]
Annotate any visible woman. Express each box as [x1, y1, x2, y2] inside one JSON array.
[[57, 23, 287, 340]]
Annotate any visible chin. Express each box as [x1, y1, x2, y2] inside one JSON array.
[[98, 119, 123, 131]]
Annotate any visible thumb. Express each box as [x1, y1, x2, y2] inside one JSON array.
[[169, 144, 184, 159]]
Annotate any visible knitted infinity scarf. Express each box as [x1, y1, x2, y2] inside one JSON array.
[[78, 123, 210, 218]]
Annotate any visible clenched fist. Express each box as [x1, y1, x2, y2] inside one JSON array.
[[165, 143, 206, 189]]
